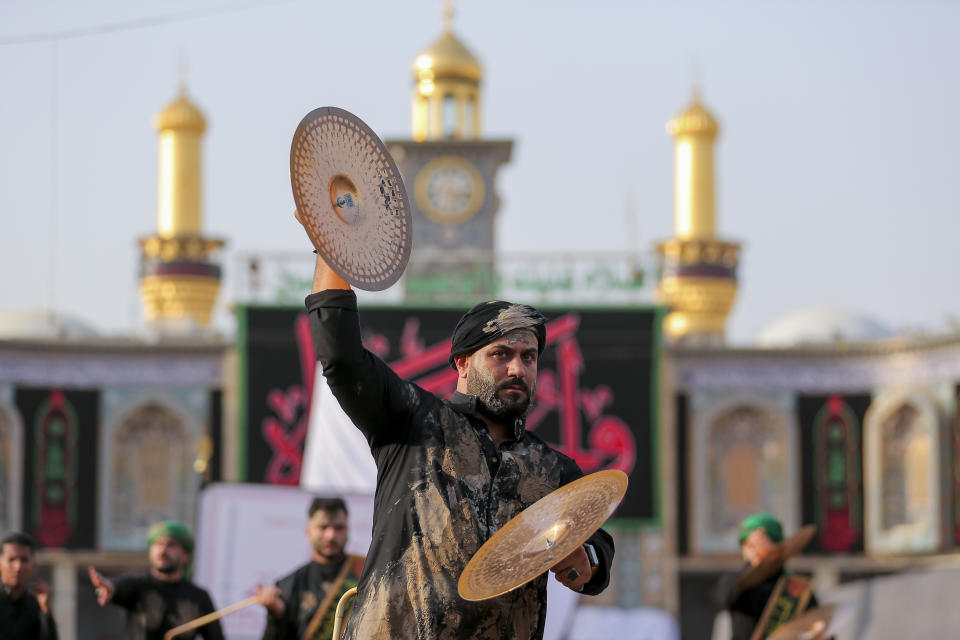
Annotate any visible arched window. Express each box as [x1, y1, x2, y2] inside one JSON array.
[[692, 392, 797, 553], [0, 393, 23, 532], [442, 94, 457, 139], [865, 391, 943, 554], [723, 441, 760, 511], [99, 391, 205, 550], [463, 96, 476, 139]]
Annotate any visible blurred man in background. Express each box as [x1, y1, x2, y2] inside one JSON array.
[[0, 531, 58, 640], [257, 496, 363, 640], [89, 520, 223, 640], [716, 513, 824, 640]]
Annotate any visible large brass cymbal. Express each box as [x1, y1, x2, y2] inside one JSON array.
[[768, 603, 856, 640], [735, 524, 817, 592], [458, 469, 628, 602], [290, 107, 411, 291]]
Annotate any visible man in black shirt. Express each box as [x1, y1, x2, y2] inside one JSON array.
[[717, 513, 821, 640], [88, 521, 223, 640], [303, 246, 615, 640], [256, 496, 363, 640], [0, 531, 58, 640]]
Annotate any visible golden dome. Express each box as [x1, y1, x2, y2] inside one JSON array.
[[153, 89, 207, 134], [413, 29, 483, 82], [667, 97, 719, 138]]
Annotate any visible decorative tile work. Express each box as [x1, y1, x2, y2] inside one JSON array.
[[691, 390, 798, 553], [98, 388, 206, 550]]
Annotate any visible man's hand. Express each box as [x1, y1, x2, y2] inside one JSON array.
[[87, 565, 115, 606], [549, 545, 594, 592], [32, 581, 51, 614], [255, 584, 286, 617], [742, 528, 777, 567], [296, 208, 351, 293]]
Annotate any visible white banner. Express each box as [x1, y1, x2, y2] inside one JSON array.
[[300, 371, 377, 495]]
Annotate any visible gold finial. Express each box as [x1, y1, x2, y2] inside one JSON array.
[[178, 53, 189, 95], [443, 0, 455, 31], [691, 59, 703, 102]]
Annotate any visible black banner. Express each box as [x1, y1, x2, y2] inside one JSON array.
[[798, 393, 870, 553], [17, 387, 99, 550], [240, 304, 660, 522]]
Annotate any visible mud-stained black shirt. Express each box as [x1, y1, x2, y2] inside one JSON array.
[[111, 574, 223, 640], [0, 586, 58, 640], [306, 289, 615, 640]]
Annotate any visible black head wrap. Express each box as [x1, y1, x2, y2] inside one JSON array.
[[448, 300, 547, 367]]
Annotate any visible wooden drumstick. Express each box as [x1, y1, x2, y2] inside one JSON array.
[[163, 596, 258, 640]]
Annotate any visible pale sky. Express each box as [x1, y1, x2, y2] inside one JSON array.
[[1, 0, 957, 344]]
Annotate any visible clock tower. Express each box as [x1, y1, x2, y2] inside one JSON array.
[[386, 6, 512, 303]]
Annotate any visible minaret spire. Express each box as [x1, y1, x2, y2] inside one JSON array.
[[442, 0, 455, 31], [138, 82, 224, 333], [691, 58, 703, 102], [177, 53, 189, 94], [654, 87, 741, 345]]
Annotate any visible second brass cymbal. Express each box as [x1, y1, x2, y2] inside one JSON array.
[[458, 469, 628, 602], [768, 603, 856, 640]]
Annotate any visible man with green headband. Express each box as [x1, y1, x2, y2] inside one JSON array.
[[716, 513, 823, 640], [88, 521, 223, 640]]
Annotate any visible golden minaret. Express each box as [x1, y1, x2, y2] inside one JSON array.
[[138, 83, 224, 332], [411, 1, 483, 141], [655, 89, 740, 344]]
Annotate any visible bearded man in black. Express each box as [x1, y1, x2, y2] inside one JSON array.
[[0, 531, 58, 640], [301, 245, 615, 640], [257, 497, 363, 640], [89, 521, 223, 640]]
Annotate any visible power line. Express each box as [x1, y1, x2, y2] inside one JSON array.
[[0, 0, 306, 45], [48, 42, 58, 315]]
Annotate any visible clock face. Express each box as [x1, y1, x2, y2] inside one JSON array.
[[414, 156, 485, 225]]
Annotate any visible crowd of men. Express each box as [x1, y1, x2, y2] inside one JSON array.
[[2, 510, 817, 640], [2, 497, 356, 640]]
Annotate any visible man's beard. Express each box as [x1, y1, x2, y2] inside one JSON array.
[[155, 561, 179, 575], [309, 531, 345, 560], [312, 542, 346, 563], [467, 364, 535, 423]]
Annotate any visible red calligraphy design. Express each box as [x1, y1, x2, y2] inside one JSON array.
[[383, 312, 637, 475], [266, 310, 638, 484], [262, 313, 315, 484]]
